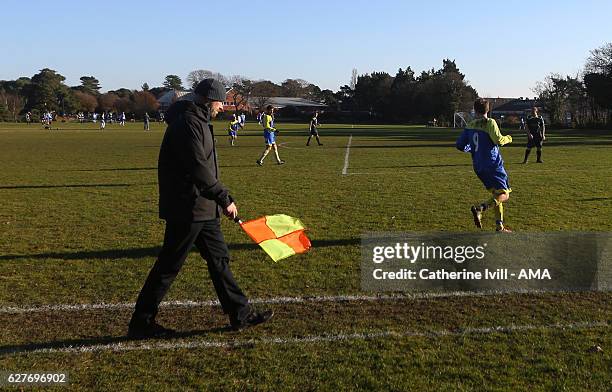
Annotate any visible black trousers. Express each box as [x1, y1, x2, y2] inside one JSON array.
[[133, 219, 250, 324], [526, 137, 543, 149]]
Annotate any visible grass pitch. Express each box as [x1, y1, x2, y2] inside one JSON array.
[[0, 121, 610, 391]]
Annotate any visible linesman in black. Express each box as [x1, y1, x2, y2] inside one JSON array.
[[522, 107, 546, 163], [128, 79, 272, 339], [306, 111, 323, 146]]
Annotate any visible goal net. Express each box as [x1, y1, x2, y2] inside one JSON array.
[[453, 111, 474, 128]]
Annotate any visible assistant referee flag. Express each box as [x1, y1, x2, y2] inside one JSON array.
[[238, 214, 311, 262]]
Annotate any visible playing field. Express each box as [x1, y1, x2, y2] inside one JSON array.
[[0, 121, 610, 391]]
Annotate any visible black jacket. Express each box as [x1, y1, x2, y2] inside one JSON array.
[[158, 100, 231, 221]]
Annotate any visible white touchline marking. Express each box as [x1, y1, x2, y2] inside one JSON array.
[[342, 135, 353, 175], [1, 321, 607, 355], [0, 290, 590, 315], [0, 294, 420, 314]]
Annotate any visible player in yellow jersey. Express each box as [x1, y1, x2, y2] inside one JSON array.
[[228, 114, 241, 146], [456, 99, 513, 232], [256, 105, 285, 166]]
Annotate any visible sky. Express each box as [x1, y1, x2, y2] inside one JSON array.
[[1, 0, 611, 98]]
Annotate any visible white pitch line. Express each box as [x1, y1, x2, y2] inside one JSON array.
[[0, 290, 585, 315], [0, 294, 431, 314], [2, 321, 607, 355], [341, 135, 353, 175]]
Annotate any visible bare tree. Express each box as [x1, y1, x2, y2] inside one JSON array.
[[226, 74, 245, 87], [585, 42, 612, 75], [533, 73, 574, 125], [232, 78, 254, 113], [186, 69, 239, 89], [187, 70, 213, 89], [0, 90, 25, 121], [254, 96, 272, 111]]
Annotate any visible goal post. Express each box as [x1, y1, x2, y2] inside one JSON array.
[[453, 111, 474, 128]]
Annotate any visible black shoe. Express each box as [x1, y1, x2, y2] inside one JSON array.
[[256, 160, 263, 166], [127, 320, 175, 339], [277, 160, 285, 165], [471, 205, 483, 229], [536, 160, 543, 163], [318, 143, 323, 146], [231, 309, 274, 331]]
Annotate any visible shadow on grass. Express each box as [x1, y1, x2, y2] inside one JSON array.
[[0, 326, 232, 356], [0, 238, 360, 261], [309, 127, 460, 139], [0, 247, 162, 261], [538, 140, 612, 147], [349, 143, 457, 149], [578, 197, 610, 202], [306, 127, 612, 147], [355, 163, 471, 169], [58, 167, 157, 172], [219, 164, 262, 168], [0, 183, 153, 190], [53, 164, 269, 171]]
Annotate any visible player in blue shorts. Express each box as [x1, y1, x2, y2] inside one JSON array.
[[228, 114, 241, 146], [256, 105, 285, 166], [456, 98, 513, 232]]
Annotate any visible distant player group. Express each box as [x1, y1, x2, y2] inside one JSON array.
[[224, 105, 323, 166], [31, 110, 161, 132], [457, 99, 547, 233]]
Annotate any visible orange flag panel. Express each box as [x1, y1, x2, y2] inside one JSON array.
[[277, 230, 312, 254], [240, 216, 276, 243]]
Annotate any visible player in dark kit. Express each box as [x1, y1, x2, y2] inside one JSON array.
[[306, 111, 322, 146], [522, 107, 546, 163]]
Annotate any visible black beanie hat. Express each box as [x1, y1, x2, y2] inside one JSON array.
[[194, 78, 226, 101]]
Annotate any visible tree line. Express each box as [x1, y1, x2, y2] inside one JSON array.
[[342, 59, 478, 124], [534, 42, 612, 127], [1, 42, 610, 127], [185, 60, 478, 124], [0, 70, 163, 121], [0, 69, 334, 122]]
